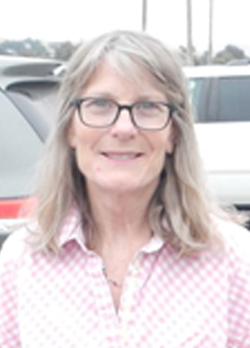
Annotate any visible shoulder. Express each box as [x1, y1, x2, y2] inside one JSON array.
[[0, 224, 32, 266], [213, 219, 250, 341], [210, 217, 250, 289], [213, 217, 250, 262]]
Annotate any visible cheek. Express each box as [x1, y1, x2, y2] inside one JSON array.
[[147, 137, 168, 172], [73, 143, 91, 178], [165, 137, 174, 154], [66, 116, 79, 149], [68, 129, 101, 175]]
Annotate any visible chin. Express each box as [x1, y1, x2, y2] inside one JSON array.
[[95, 177, 140, 192], [98, 177, 156, 196], [102, 182, 138, 193]]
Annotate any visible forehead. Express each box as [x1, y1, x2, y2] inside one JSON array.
[[82, 58, 165, 97]]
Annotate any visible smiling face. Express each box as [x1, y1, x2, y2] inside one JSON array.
[[67, 60, 175, 197]]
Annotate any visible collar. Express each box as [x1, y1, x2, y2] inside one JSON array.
[[141, 234, 165, 254], [58, 204, 87, 251], [58, 204, 166, 255]]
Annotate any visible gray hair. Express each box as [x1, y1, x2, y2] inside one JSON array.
[[32, 30, 227, 254]]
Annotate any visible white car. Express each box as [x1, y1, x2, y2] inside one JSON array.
[[184, 65, 250, 210]]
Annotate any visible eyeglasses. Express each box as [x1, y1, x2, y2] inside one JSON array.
[[70, 97, 177, 131]]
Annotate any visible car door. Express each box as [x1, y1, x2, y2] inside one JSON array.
[[192, 75, 250, 209]]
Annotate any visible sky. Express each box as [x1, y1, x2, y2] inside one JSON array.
[[1, 0, 250, 55]]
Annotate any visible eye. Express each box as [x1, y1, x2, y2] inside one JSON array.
[[135, 102, 164, 116], [86, 98, 114, 109], [137, 101, 158, 110]]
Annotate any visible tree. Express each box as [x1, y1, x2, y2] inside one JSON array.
[[0, 39, 51, 57], [213, 44, 247, 64], [53, 41, 78, 61]]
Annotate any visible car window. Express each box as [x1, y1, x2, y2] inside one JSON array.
[[0, 90, 43, 199], [217, 77, 250, 122], [188, 78, 204, 121]]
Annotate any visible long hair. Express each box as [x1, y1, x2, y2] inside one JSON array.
[[31, 30, 232, 254]]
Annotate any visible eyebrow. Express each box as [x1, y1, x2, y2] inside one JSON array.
[[81, 92, 167, 103]]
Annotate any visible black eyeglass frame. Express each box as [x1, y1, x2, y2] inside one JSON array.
[[70, 97, 177, 131]]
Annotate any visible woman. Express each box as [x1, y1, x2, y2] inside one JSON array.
[[1, 30, 250, 348]]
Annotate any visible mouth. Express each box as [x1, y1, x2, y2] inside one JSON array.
[[101, 151, 143, 161]]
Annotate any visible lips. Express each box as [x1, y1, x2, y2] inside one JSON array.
[[101, 151, 142, 160]]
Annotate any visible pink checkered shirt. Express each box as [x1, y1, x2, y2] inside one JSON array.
[[1, 207, 250, 348]]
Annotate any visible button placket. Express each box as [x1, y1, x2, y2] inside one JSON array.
[[118, 256, 142, 343], [86, 256, 114, 317], [86, 255, 121, 346]]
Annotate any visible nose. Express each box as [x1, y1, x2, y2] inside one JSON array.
[[110, 108, 137, 138]]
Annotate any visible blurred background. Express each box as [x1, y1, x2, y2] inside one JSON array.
[[1, 0, 250, 65], [1, 0, 250, 238]]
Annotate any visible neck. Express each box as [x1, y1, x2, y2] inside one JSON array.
[[86, 186, 154, 254]]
